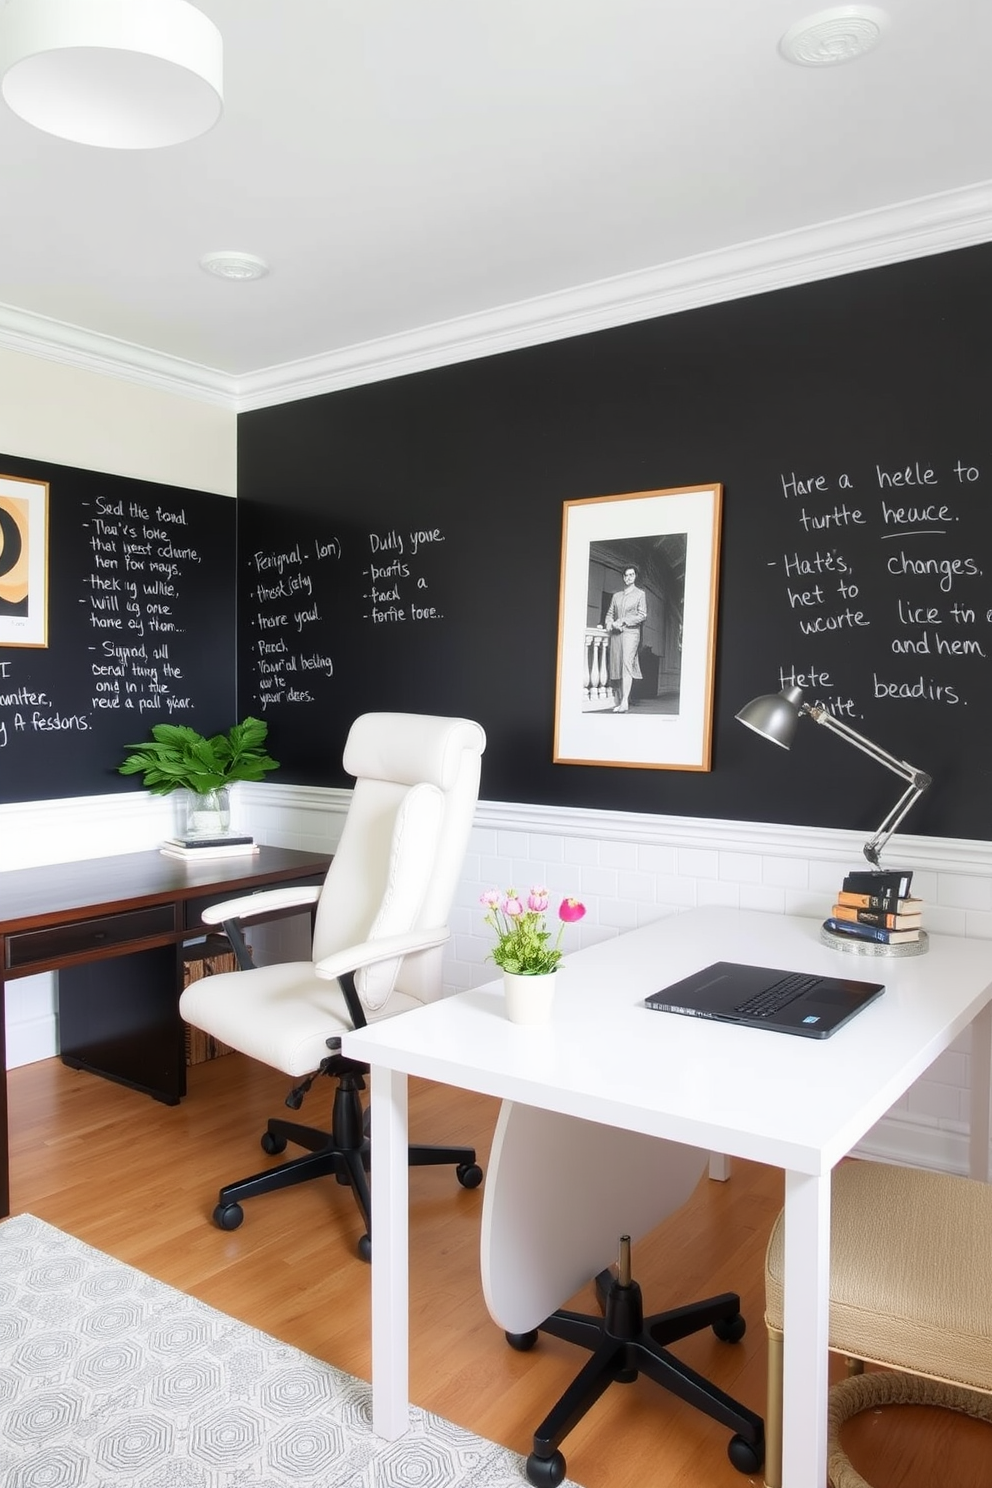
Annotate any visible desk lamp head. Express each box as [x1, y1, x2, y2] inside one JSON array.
[[735, 685, 932, 868]]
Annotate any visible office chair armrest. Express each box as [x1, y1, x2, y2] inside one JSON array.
[[200, 884, 322, 926], [313, 925, 450, 981]]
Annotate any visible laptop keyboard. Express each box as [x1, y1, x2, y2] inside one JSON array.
[[735, 971, 822, 1019]]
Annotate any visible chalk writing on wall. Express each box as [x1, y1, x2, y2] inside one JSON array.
[[765, 457, 989, 724], [82, 491, 207, 718], [0, 454, 235, 803], [245, 535, 339, 712], [365, 525, 447, 624], [243, 523, 451, 715]]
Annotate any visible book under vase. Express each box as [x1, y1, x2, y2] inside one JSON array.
[[161, 834, 258, 861], [164, 790, 255, 858]]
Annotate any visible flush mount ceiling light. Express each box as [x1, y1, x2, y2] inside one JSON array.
[[779, 5, 889, 66], [199, 251, 269, 281], [0, 0, 222, 148]]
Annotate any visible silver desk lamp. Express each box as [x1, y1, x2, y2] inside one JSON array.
[[735, 685, 932, 870]]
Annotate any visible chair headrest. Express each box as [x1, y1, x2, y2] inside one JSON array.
[[343, 713, 486, 790]]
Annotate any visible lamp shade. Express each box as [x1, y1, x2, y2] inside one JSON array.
[[0, 0, 223, 149], [735, 685, 805, 749]]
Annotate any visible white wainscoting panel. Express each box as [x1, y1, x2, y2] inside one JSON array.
[[3, 784, 991, 1176]]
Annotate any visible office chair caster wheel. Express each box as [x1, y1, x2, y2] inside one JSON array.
[[505, 1329, 538, 1351], [712, 1311, 746, 1343], [525, 1449, 567, 1486], [261, 1131, 287, 1156], [727, 1433, 764, 1474], [357, 1233, 372, 1263], [213, 1202, 244, 1231], [456, 1162, 483, 1188]]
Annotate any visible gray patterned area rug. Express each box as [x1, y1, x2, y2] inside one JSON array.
[[0, 1213, 583, 1488]]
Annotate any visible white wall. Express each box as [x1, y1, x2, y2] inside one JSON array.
[[0, 346, 236, 496], [232, 784, 992, 1180], [5, 726, 990, 1177], [446, 802, 992, 1178]]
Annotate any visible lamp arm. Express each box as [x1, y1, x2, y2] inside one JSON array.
[[862, 780, 929, 867], [804, 704, 932, 790], [803, 703, 932, 867]]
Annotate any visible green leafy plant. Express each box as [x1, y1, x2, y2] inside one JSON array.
[[118, 717, 279, 795]]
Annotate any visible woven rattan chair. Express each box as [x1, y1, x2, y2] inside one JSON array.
[[763, 1158, 992, 1488]]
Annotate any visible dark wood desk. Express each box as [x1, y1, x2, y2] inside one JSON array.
[[0, 845, 332, 1216]]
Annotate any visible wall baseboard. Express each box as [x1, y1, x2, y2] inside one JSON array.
[[6, 1009, 58, 1070], [855, 1113, 970, 1175]]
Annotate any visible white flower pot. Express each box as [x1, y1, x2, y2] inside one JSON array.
[[502, 970, 556, 1026]]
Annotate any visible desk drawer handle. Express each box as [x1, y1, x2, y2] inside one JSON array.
[[5, 905, 177, 970]]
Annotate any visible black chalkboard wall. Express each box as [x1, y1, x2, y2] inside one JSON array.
[[233, 239, 990, 844], [0, 453, 236, 804]]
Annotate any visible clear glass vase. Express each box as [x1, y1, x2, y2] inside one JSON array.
[[178, 786, 231, 839]]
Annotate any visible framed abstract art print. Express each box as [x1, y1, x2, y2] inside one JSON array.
[[0, 473, 49, 648]]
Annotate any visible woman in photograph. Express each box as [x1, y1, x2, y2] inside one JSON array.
[[605, 564, 647, 713]]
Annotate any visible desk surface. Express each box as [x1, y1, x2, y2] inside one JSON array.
[[345, 905, 992, 1175], [0, 845, 332, 934], [0, 845, 332, 1220], [344, 905, 992, 1485]]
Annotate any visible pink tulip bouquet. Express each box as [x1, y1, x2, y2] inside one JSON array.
[[481, 886, 587, 976]]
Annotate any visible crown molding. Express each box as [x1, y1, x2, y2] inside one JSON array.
[[0, 303, 238, 408], [236, 180, 992, 412], [2, 180, 992, 414]]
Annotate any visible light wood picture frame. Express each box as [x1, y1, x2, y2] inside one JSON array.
[[554, 483, 722, 771], [0, 473, 49, 648]]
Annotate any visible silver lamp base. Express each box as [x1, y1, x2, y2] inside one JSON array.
[[820, 925, 929, 958]]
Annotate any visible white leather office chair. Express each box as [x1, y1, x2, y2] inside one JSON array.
[[179, 711, 486, 1259], [481, 1101, 764, 1487]]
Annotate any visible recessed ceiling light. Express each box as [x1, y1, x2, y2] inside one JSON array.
[[199, 251, 269, 281], [779, 5, 889, 67]]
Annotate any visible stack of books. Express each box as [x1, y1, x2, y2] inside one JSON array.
[[161, 833, 259, 861], [823, 868, 923, 947]]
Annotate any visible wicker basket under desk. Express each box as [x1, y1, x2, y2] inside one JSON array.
[[181, 933, 240, 1064]]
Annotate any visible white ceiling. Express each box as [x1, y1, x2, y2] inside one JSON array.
[[1, 0, 991, 410]]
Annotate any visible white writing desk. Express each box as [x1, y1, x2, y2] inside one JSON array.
[[343, 907, 992, 1487]]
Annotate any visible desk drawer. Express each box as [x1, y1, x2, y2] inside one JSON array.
[[6, 905, 178, 970]]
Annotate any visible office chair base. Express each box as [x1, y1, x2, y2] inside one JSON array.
[[507, 1251, 764, 1487], [524, 1450, 567, 1488], [210, 1069, 481, 1256]]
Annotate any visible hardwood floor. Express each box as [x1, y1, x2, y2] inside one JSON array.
[[7, 1053, 990, 1488]]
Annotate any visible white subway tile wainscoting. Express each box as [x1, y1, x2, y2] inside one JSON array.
[[3, 784, 990, 1179]]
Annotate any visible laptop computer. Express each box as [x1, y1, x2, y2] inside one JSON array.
[[644, 961, 885, 1039]]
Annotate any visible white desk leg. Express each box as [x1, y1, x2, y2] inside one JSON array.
[[781, 1169, 831, 1488], [370, 1064, 410, 1440], [708, 1152, 732, 1181], [969, 1002, 992, 1183]]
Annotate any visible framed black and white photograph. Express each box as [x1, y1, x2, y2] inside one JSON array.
[[0, 473, 49, 648], [554, 484, 722, 771]]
